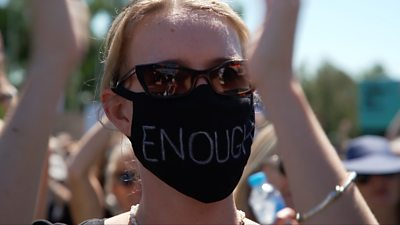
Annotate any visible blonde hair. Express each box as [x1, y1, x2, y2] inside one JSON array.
[[234, 124, 278, 221], [100, 0, 249, 93]]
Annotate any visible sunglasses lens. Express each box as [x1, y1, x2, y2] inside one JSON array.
[[138, 66, 192, 97], [135, 61, 251, 98], [210, 61, 251, 96]]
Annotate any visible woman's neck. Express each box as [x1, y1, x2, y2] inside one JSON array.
[[135, 169, 241, 224], [136, 196, 240, 224]]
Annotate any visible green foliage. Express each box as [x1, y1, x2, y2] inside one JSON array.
[[0, 105, 5, 119], [359, 63, 389, 81], [0, 2, 30, 75], [66, 0, 127, 110], [299, 62, 359, 149]]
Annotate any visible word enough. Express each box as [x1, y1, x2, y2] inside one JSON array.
[[139, 123, 254, 165]]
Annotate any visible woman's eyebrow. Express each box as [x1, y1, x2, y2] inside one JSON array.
[[155, 57, 243, 67]]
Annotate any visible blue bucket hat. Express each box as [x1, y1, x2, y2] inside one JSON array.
[[343, 135, 400, 175]]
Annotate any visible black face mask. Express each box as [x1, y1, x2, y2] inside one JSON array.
[[112, 85, 255, 203]]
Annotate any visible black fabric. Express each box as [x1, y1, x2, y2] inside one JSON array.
[[46, 198, 73, 225], [79, 218, 105, 225], [32, 218, 104, 225], [32, 219, 67, 225], [113, 85, 255, 203]]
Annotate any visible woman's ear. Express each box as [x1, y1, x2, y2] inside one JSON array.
[[101, 88, 132, 136]]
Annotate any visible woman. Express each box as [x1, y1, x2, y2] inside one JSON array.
[[95, 0, 377, 224], [343, 135, 400, 224]]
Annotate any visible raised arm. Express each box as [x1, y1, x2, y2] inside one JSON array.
[[0, 0, 89, 223], [67, 118, 115, 224], [248, 0, 377, 223]]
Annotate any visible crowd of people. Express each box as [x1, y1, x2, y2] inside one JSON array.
[[0, 0, 398, 225]]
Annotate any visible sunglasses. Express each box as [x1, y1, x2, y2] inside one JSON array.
[[115, 171, 138, 187], [113, 59, 253, 98], [355, 173, 397, 185]]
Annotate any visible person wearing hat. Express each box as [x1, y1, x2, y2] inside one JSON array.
[[343, 135, 400, 225]]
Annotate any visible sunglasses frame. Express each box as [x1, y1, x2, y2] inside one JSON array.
[[114, 59, 254, 98]]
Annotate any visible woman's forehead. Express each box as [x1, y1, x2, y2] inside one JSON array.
[[124, 10, 242, 68]]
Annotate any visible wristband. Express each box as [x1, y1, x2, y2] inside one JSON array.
[[296, 171, 357, 222]]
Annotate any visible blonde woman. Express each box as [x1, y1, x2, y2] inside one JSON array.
[[99, 0, 375, 224]]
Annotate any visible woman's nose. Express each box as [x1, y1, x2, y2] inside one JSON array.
[[194, 76, 208, 87]]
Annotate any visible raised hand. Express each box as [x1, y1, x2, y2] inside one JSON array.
[[0, 0, 89, 223], [30, 0, 89, 69], [248, 0, 300, 84], [247, 0, 377, 224]]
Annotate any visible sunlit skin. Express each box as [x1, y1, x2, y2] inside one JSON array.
[[107, 10, 244, 137]]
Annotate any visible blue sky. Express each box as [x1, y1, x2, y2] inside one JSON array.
[[1, 0, 398, 80], [236, 0, 400, 80], [0, 0, 8, 8]]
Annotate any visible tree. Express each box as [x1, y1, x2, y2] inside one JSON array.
[[300, 61, 359, 151], [360, 63, 389, 81]]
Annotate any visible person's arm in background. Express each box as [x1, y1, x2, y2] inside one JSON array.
[[0, 0, 89, 223], [67, 118, 115, 224], [248, 0, 377, 224]]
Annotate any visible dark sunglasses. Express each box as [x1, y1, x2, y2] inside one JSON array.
[[113, 59, 253, 98], [115, 171, 137, 187], [355, 173, 397, 185]]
